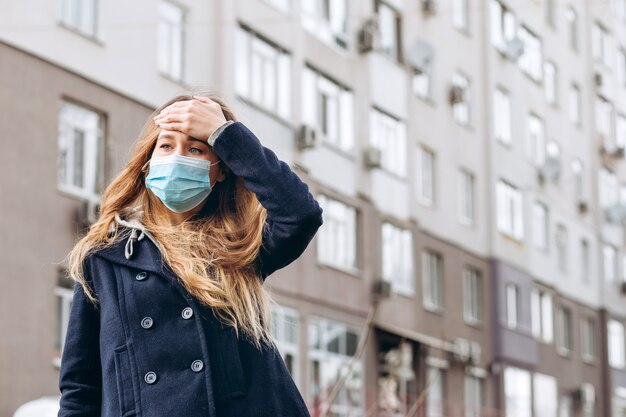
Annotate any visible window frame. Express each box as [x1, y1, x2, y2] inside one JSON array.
[[57, 99, 104, 202], [316, 194, 359, 273], [382, 222, 415, 296]]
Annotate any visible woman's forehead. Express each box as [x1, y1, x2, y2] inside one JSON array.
[[158, 131, 206, 145]]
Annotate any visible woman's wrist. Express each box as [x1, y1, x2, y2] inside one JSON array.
[[207, 120, 235, 147]]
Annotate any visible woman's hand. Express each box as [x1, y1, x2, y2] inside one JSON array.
[[153, 96, 227, 141]]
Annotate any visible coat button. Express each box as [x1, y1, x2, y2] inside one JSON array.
[[136, 271, 148, 281], [141, 317, 153, 329], [144, 371, 157, 384], [181, 307, 194, 319], [191, 360, 204, 372]]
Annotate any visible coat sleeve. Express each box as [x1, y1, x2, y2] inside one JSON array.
[[211, 121, 324, 281], [58, 259, 102, 416]]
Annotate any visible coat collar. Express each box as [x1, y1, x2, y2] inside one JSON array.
[[93, 229, 178, 282]]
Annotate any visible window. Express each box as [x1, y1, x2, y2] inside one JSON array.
[[370, 108, 407, 177], [555, 224, 568, 273], [518, 26, 543, 82], [616, 0, 626, 19], [581, 317, 597, 361], [618, 49, 626, 88], [417, 146, 435, 206], [376, 1, 402, 62], [533, 202, 549, 250], [571, 159, 584, 200], [531, 289, 554, 343], [463, 268, 483, 325], [494, 87, 512, 145], [423, 250, 444, 311], [57, 100, 104, 200], [458, 169, 475, 225], [504, 367, 531, 417], [308, 317, 363, 416], [235, 25, 291, 120], [546, 140, 560, 162], [604, 244, 618, 284], [317, 195, 357, 271], [580, 239, 590, 284], [565, 7, 578, 51], [54, 282, 74, 366], [527, 114, 545, 166], [497, 180, 524, 240], [505, 284, 519, 330], [557, 307, 573, 355], [158, 0, 185, 81], [608, 319, 625, 369], [453, 0, 469, 31], [559, 395, 573, 417], [491, 0, 517, 51], [599, 168, 619, 209], [596, 96, 614, 143], [413, 67, 432, 99], [533, 373, 558, 417], [426, 365, 445, 417], [301, 0, 348, 49], [464, 374, 483, 417], [270, 304, 299, 382], [382, 223, 414, 295], [302, 65, 354, 152], [592, 22, 612, 68], [452, 72, 471, 125], [58, 0, 98, 37], [617, 114, 626, 149], [544, 62, 558, 105], [569, 84, 581, 126]]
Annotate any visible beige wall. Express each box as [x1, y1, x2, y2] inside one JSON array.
[[0, 40, 153, 416]]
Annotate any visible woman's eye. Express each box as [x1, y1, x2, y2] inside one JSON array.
[[189, 147, 202, 154], [159, 144, 172, 150]]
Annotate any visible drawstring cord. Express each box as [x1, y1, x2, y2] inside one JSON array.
[[124, 228, 146, 260]]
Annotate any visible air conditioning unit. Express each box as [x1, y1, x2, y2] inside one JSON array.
[[297, 124, 318, 150], [357, 17, 378, 54], [503, 37, 525, 61], [450, 338, 471, 363], [77, 199, 101, 228], [364, 146, 383, 169], [537, 156, 561, 183], [448, 85, 466, 104], [422, 0, 437, 14], [577, 199, 589, 214], [372, 279, 392, 299], [573, 383, 595, 405]]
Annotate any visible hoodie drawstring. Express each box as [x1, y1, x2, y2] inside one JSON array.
[[125, 228, 146, 260]]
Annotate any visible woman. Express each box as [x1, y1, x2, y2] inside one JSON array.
[[57, 93, 324, 417]]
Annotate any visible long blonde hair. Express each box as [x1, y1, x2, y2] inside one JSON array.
[[66, 92, 275, 350]]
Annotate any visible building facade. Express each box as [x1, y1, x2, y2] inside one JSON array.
[[1, 0, 626, 416]]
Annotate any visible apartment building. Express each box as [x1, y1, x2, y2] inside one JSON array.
[[1, 0, 625, 416]]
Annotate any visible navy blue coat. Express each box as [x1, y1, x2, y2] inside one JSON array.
[[58, 121, 324, 417]]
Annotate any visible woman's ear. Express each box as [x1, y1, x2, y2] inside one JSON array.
[[215, 167, 226, 183]]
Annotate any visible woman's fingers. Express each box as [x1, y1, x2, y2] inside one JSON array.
[[156, 122, 186, 132]]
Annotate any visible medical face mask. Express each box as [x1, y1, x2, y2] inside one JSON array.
[[145, 154, 217, 213]]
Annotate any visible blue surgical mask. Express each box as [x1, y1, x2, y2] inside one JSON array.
[[145, 154, 218, 213]]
